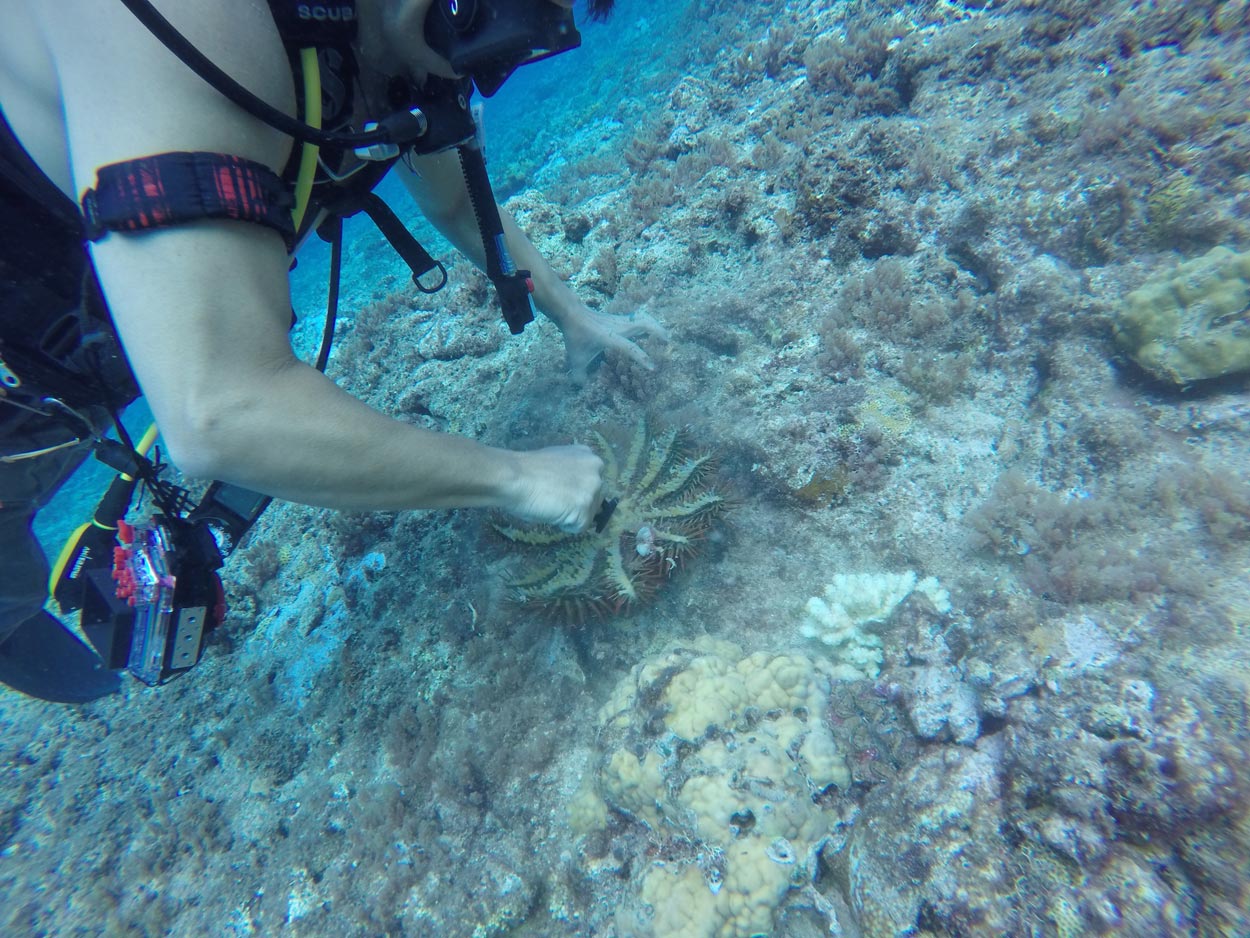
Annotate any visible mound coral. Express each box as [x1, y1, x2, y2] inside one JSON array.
[[570, 638, 851, 938], [495, 421, 729, 620], [1114, 245, 1250, 385]]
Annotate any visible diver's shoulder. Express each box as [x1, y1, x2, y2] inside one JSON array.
[[26, 0, 294, 178], [0, 1, 48, 78], [30, 0, 289, 77]]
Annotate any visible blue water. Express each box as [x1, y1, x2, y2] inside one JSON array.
[[5, 2, 1250, 936]]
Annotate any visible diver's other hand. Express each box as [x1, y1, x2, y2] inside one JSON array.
[[504, 444, 605, 532], [560, 305, 670, 386]]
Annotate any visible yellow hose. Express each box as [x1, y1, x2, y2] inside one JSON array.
[[126, 423, 160, 476], [291, 47, 322, 232], [50, 523, 92, 591]]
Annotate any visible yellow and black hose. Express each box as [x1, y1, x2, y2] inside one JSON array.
[[291, 47, 322, 233], [49, 423, 159, 611]]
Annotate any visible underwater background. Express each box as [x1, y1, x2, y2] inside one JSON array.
[[5, 0, 1250, 935]]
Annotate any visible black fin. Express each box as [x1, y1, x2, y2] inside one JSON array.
[[0, 611, 120, 703]]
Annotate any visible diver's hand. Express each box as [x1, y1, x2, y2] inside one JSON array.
[[504, 444, 605, 532], [559, 305, 670, 386]]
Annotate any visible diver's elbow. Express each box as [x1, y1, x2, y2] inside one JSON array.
[[159, 423, 231, 482], [157, 397, 250, 483]]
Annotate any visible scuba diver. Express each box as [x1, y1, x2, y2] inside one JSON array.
[[0, 0, 664, 702]]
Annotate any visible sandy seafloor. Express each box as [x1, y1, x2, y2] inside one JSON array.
[[4, 1, 1250, 936]]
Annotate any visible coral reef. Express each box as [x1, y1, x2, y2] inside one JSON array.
[[8, 0, 1250, 935], [800, 571, 950, 680], [495, 420, 729, 620], [1113, 245, 1250, 385], [836, 597, 1250, 938], [571, 638, 852, 938]]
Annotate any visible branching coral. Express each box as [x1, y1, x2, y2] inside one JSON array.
[[495, 421, 729, 620]]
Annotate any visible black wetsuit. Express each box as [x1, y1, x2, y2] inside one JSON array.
[[0, 108, 134, 701]]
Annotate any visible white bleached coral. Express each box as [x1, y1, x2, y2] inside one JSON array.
[[800, 571, 950, 680]]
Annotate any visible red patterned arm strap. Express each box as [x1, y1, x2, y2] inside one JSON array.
[[81, 152, 295, 247]]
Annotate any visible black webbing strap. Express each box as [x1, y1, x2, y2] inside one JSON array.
[[265, 0, 358, 46], [356, 192, 447, 293], [81, 152, 295, 246], [456, 143, 533, 334], [0, 110, 82, 233]]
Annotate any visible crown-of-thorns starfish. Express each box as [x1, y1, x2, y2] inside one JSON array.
[[495, 421, 730, 621]]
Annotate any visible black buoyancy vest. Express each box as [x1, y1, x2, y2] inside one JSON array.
[[267, 0, 360, 147], [0, 109, 140, 437]]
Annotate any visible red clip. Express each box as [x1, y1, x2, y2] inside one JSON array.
[[113, 560, 139, 602], [525, 277, 534, 294], [211, 573, 228, 627], [117, 519, 135, 543]]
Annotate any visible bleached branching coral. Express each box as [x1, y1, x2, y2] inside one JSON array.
[[800, 571, 950, 680]]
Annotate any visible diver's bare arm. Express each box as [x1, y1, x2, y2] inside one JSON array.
[[92, 223, 600, 522], [98, 224, 549, 511], [399, 150, 666, 380], [397, 150, 584, 328], [33, 0, 590, 517]]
